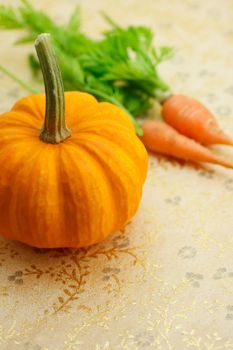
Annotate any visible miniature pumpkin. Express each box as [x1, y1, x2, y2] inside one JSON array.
[[0, 34, 148, 248]]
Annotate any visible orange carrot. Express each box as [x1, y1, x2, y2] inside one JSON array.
[[162, 95, 233, 146], [140, 120, 233, 169]]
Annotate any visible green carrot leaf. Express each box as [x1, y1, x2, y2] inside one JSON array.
[[0, 0, 173, 134]]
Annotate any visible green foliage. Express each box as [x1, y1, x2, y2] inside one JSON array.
[[0, 0, 173, 132]]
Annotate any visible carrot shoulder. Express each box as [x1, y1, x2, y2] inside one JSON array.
[[140, 120, 233, 169], [162, 95, 233, 146]]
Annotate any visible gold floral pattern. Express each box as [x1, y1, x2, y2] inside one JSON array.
[[0, 0, 233, 349]]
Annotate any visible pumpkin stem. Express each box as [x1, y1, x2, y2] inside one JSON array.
[[35, 33, 71, 144]]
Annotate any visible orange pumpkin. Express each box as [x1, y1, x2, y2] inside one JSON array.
[[0, 34, 148, 248]]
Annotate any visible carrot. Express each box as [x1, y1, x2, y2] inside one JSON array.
[[140, 120, 233, 169], [162, 95, 233, 146]]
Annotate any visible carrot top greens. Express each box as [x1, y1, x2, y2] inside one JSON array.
[[0, 0, 173, 134]]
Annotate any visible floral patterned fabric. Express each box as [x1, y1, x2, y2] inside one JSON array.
[[0, 0, 233, 349]]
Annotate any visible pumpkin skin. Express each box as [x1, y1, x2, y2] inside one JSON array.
[[0, 91, 148, 248]]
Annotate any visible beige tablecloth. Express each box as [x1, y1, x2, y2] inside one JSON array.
[[0, 0, 233, 349]]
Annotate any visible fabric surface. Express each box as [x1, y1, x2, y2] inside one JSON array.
[[0, 0, 233, 349]]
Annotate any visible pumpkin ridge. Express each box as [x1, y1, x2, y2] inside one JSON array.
[[67, 101, 133, 131], [50, 146, 66, 247], [59, 143, 117, 246], [21, 148, 47, 246], [75, 135, 143, 225], [12, 94, 45, 121], [27, 146, 62, 247], [70, 119, 133, 135], [5, 145, 45, 245], [0, 112, 41, 132], [66, 140, 119, 236], [64, 91, 98, 126], [97, 102, 134, 131], [0, 141, 42, 186], [73, 130, 147, 184], [58, 146, 82, 246]]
